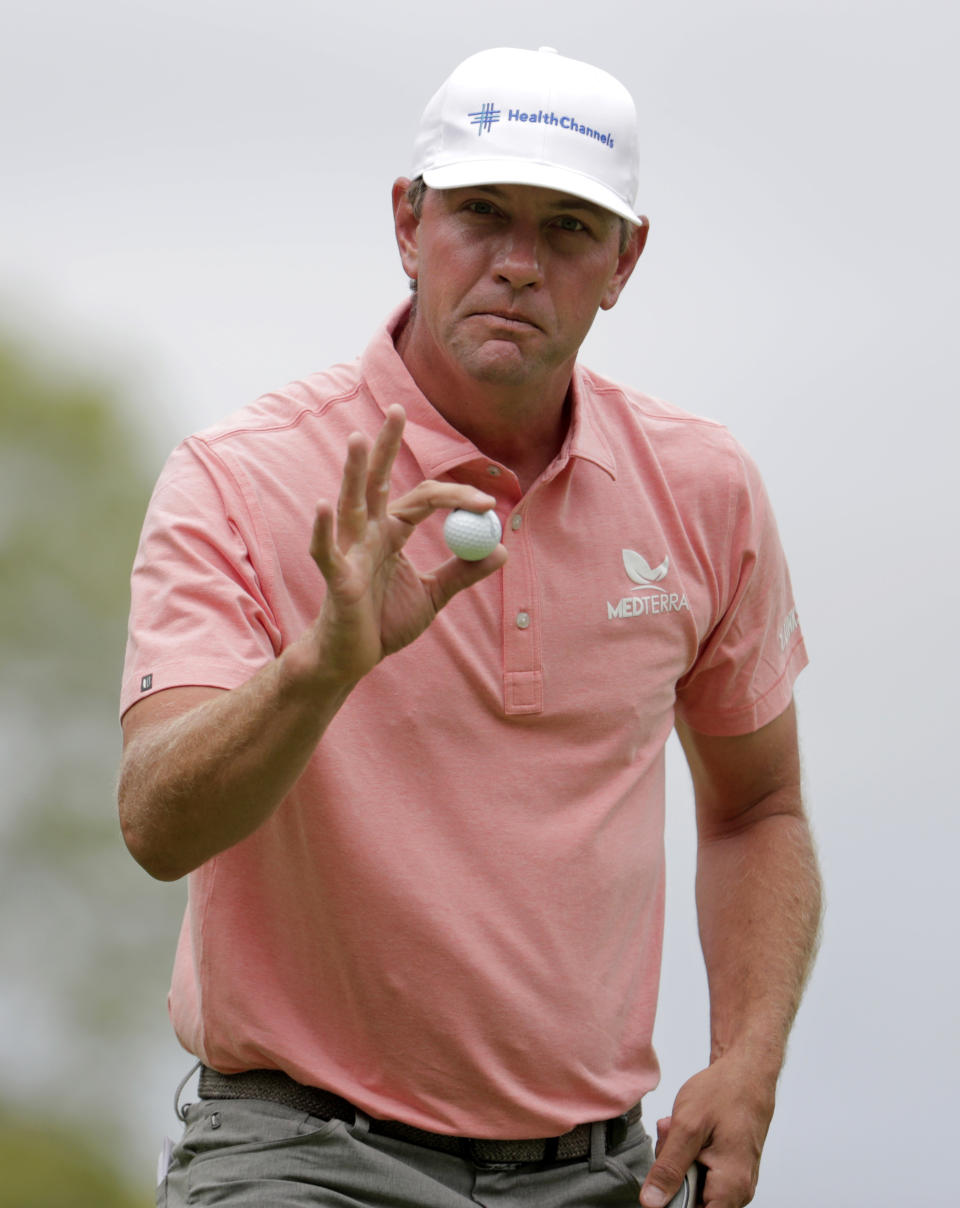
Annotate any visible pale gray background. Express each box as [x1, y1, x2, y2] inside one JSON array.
[[2, 1, 957, 1203]]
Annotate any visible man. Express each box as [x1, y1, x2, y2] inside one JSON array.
[[120, 47, 820, 1208]]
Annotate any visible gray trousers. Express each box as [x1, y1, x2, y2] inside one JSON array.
[[158, 1094, 655, 1207]]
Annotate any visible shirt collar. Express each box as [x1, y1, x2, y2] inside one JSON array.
[[360, 300, 617, 482]]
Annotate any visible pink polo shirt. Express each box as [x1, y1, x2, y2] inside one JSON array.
[[122, 301, 807, 1139]]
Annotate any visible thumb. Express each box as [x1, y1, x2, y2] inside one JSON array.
[[428, 546, 508, 610], [640, 1141, 697, 1208]]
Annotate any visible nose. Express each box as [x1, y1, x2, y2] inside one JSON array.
[[493, 225, 543, 290]]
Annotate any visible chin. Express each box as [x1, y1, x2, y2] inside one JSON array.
[[456, 338, 551, 387], [466, 358, 543, 387]]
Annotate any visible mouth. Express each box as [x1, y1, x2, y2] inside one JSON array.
[[470, 308, 543, 333]]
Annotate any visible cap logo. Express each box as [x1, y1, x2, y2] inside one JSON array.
[[469, 102, 501, 135], [467, 99, 615, 149]]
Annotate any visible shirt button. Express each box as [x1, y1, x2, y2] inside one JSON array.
[[516, 611, 531, 629], [510, 515, 522, 531], [487, 465, 502, 477]]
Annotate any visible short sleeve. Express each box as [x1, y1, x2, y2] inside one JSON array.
[[674, 444, 807, 736], [120, 438, 281, 718]]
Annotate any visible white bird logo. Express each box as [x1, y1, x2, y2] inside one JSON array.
[[622, 549, 670, 587]]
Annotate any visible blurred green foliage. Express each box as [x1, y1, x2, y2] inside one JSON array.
[[0, 334, 148, 791], [0, 338, 184, 1197], [0, 1110, 151, 1207]]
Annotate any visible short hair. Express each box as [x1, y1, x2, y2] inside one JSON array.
[[406, 176, 428, 219], [405, 176, 634, 255]]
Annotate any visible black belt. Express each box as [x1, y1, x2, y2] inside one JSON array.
[[198, 1066, 641, 1165]]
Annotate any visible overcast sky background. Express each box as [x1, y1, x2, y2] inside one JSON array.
[[3, 1, 958, 1203]]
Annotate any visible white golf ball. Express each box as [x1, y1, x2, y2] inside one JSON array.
[[443, 508, 502, 561]]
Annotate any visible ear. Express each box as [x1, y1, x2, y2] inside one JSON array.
[[600, 215, 650, 311], [392, 177, 420, 284]]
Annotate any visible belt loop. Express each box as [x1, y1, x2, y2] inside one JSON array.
[[588, 1120, 606, 1173], [607, 1112, 630, 1151], [175, 1060, 202, 1123]]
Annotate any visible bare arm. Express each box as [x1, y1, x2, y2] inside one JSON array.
[[639, 700, 822, 1208], [118, 406, 507, 881]]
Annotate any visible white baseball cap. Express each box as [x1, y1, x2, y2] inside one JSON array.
[[410, 47, 642, 225]]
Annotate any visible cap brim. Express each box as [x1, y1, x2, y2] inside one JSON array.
[[421, 159, 643, 226]]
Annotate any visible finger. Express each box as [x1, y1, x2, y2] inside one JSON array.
[[336, 432, 370, 550], [425, 545, 508, 611], [365, 405, 406, 520], [309, 501, 338, 579], [389, 480, 498, 530], [697, 1156, 755, 1208]]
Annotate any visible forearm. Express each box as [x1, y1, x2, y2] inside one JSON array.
[[696, 798, 822, 1076], [640, 709, 820, 1207], [118, 633, 355, 881]]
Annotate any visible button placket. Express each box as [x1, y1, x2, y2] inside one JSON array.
[[500, 507, 542, 715]]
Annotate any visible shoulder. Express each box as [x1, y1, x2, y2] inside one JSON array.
[[155, 358, 378, 495], [576, 364, 757, 499], [193, 358, 366, 453]]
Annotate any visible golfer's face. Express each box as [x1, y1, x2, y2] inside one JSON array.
[[399, 183, 637, 390]]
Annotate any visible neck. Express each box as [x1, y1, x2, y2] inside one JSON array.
[[395, 305, 574, 491], [445, 392, 572, 493]]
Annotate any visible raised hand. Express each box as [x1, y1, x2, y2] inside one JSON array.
[[307, 404, 507, 688]]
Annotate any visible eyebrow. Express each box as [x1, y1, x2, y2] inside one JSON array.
[[468, 185, 613, 223]]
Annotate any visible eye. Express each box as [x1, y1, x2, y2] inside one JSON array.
[[551, 214, 589, 234], [464, 199, 500, 216]]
